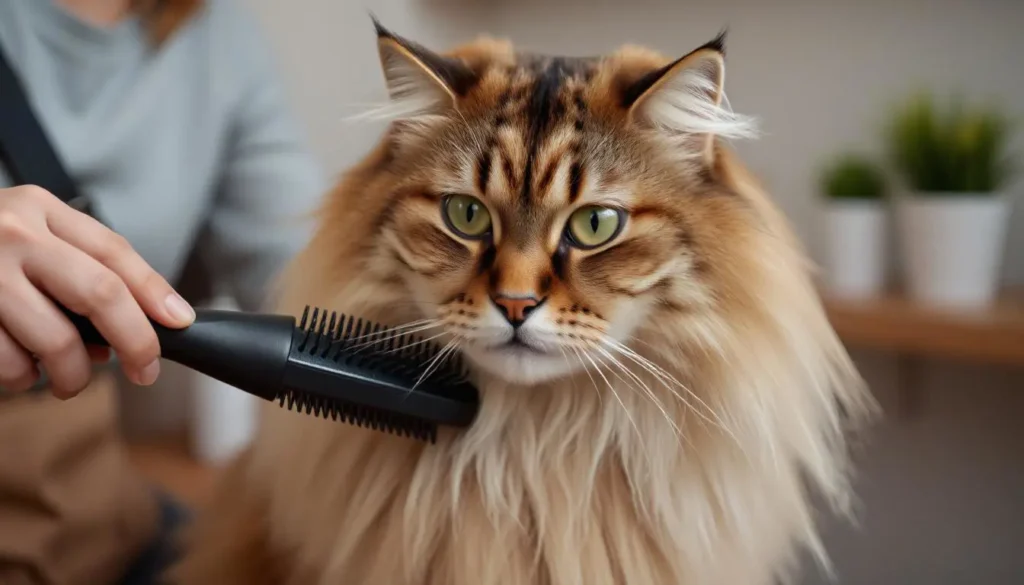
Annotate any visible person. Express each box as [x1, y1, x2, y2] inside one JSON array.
[[0, 0, 326, 583]]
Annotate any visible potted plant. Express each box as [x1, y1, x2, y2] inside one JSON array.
[[887, 92, 1017, 308], [819, 154, 889, 299]]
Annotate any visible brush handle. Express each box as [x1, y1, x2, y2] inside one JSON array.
[[59, 303, 296, 402]]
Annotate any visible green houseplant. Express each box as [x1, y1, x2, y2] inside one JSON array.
[[888, 93, 1015, 193], [821, 155, 887, 201], [819, 154, 888, 298], [886, 92, 1017, 307]]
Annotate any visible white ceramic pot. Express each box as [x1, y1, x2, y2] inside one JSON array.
[[822, 199, 887, 299], [896, 193, 1011, 308]]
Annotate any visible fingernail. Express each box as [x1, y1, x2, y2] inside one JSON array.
[[136, 359, 161, 386], [164, 293, 195, 325]]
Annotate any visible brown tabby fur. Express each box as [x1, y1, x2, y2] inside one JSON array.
[[171, 24, 875, 585]]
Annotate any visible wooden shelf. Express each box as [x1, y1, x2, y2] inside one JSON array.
[[125, 434, 221, 508], [824, 289, 1024, 367]]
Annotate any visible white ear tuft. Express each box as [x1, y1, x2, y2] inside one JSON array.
[[628, 46, 757, 162], [374, 39, 456, 121], [350, 21, 478, 126]]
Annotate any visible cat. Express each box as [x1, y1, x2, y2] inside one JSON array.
[[171, 21, 876, 585]]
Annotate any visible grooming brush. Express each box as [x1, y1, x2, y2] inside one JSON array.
[[59, 304, 479, 442]]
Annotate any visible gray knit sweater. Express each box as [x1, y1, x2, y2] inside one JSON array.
[[0, 0, 327, 313]]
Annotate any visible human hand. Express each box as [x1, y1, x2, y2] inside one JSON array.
[[0, 185, 195, 398]]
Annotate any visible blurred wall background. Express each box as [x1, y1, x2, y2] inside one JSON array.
[[239, 0, 1024, 583]]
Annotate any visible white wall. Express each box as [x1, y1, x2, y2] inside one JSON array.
[[244, 0, 1024, 583]]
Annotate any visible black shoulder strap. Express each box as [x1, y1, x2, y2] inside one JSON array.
[[0, 41, 208, 305], [0, 42, 93, 215]]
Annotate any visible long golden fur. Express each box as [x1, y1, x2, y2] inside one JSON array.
[[172, 24, 875, 585]]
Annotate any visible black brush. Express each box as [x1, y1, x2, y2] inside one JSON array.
[[59, 304, 479, 443]]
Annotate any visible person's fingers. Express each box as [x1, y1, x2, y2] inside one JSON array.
[[0, 278, 93, 398], [45, 204, 195, 329], [23, 237, 161, 385], [0, 326, 39, 393]]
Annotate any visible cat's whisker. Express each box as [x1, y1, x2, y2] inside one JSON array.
[[607, 343, 746, 454], [388, 331, 453, 358], [578, 349, 651, 470], [607, 339, 695, 396], [614, 353, 729, 442], [560, 345, 595, 423], [556, 345, 571, 370], [412, 337, 462, 392], [591, 344, 686, 445], [347, 322, 445, 353], [598, 338, 700, 407], [622, 351, 725, 432], [625, 335, 659, 352], [343, 319, 438, 344], [429, 339, 462, 383], [569, 345, 604, 408], [603, 340, 705, 420], [329, 317, 438, 347], [601, 337, 735, 439], [411, 339, 455, 392]]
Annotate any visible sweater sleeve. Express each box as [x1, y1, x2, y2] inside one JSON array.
[[195, 1, 327, 312]]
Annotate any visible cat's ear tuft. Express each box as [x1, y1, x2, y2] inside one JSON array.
[[622, 32, 756, 164], [372, 18, 479, 120]]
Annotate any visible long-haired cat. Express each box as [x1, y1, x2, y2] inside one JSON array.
[[172, 22, 875, 585]]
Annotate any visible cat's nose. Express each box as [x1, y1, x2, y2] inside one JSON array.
[[491, 295, 544, 328]]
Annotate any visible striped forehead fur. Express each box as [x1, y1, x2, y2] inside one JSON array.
[[356, 28, 757, 156]]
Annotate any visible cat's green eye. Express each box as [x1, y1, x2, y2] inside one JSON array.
[[443, 194, 492, 239], [567, 206, 624, 249]]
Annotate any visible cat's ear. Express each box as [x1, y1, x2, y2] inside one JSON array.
[[373, 18, 478, 120], [621, 32, 755, 164]]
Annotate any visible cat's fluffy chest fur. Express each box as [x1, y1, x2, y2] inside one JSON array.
[[246, 368, 817, 585]]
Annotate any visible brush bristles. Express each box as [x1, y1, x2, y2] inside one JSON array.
[[275, 388, 437, 443], [296, 305, 469, 389], [270, 305, 474, 442]]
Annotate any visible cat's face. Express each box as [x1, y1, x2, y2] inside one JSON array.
[[362, 24, 756, 385]]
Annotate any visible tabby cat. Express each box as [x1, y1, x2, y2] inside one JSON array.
[[173, 21, 875, 585]]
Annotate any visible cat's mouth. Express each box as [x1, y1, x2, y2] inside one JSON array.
[[498, 336, 547, 355], [462, 334, 571, 385], [471, 330, 550, 356]]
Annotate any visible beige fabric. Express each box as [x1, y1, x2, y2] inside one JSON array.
[[0, 371, 160, 585]]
